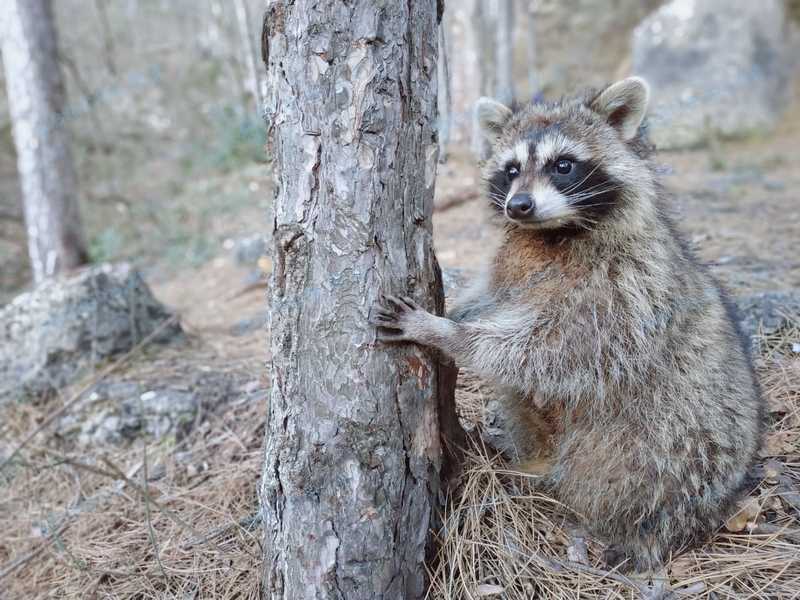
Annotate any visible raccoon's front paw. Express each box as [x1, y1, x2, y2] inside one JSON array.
[[371, 295, 436, 345]]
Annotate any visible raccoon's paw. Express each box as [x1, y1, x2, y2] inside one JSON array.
[[370, 295, 435, 344]]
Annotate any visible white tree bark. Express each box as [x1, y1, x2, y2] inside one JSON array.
[[233, 0, 263, 115], [525, 3, 537, 100], [260, 1, 462, 598], [442, 0, 480, 145], [0, 0, 88, 283], [437, 23, 452, 162], [470, 0, 498, 157], [494, 0, 515, 106]]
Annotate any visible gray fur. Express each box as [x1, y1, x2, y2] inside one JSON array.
[[373, 78, 764, 572]]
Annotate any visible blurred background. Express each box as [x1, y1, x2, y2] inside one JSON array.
[[1, 1, 799, 597], [2, 0, 798, 301], [0, 0, 269, 301]]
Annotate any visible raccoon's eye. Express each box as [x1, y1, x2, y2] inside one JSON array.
[[505, 163, 520, 181], [555, 158, 573, 175]]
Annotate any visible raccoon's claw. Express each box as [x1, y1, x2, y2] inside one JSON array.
[[383, 294, 420, 313], [375, 330, 411, 343], [369, 308, 401, 328], [371, 294, 427, 343]]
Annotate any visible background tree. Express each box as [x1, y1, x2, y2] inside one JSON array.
[[0, 0, 88, 282], [470, 0, 498, 158], [437, 23, 452, 162], [260, 1, 462, 598], [524, 2, 537, 100], [233, 0, 263, 115], [495, 0, 515, 106]]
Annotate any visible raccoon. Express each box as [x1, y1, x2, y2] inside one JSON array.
[[371, 77, 764, 572]]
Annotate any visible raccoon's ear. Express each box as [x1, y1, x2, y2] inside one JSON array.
[[476, 97, 513, 143], [590, 77, 650, 141]]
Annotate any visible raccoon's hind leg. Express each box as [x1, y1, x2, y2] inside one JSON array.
[[498, 389, 557, 476]]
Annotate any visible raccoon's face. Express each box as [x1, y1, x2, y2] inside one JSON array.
[[479, 77, 652, 233]]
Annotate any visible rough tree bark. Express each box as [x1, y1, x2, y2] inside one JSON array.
[[0, 0, 89, 283], [260, 1, 462, 598]]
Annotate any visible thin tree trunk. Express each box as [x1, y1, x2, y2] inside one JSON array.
[[495, 0, 515, 106], [471, 0, 497, 158], [233, 0, 263, 115], [437, 23, 452, 163], [260, 1, 462, 598], [93, 0, 117, 76], [525, 3, 537, 100], [0, 0, 88, 283], [443, 0, 479, 145]]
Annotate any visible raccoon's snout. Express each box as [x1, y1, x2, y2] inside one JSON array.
[[506, 193, 535, 220]]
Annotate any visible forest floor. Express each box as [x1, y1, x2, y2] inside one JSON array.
[[2, 98, 800, 597]]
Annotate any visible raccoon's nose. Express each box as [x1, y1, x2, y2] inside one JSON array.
[[507, 193, 534, 219]]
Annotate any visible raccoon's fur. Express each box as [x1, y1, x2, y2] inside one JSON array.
[[371, 77, 764, 572]]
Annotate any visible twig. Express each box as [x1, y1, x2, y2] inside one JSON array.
[[0, 316, 179, 474], [673, 582, 707, 597], [777, 475, 800, 515], [93, 0, 118, 76], [181, 512, 262, 550], [747, 522, 800, 544], [555, 559, 650, 595], [0, 520, 71, 581], [29, 448, 236, 561], [93, 455, 229, 557], [434, 189, 481, 213], [142, 442, 169, 581]]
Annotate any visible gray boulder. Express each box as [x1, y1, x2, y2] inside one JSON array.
[[71, 384, 199, 446], [0, 263, 182, 401], [632, 0, 795, 149]]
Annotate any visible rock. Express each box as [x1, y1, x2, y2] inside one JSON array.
[[57, 370, 235, 446], [137, 389, 198, 438], [735, 290, 800, 339], [632, 0, 795, 149], [0, 263, 182, 402], [72, 382, 199, 446]]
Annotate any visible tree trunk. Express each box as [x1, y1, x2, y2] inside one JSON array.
[[525, 4, 537, 101], [470, 0, 497, 158], [0, 0, 88, 283], [437, 23, 452, 163], [494, 0, 515, 106], [440, 0, 475, 145], [233, 0, 263, 115], [260, 1, 462, 598]]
